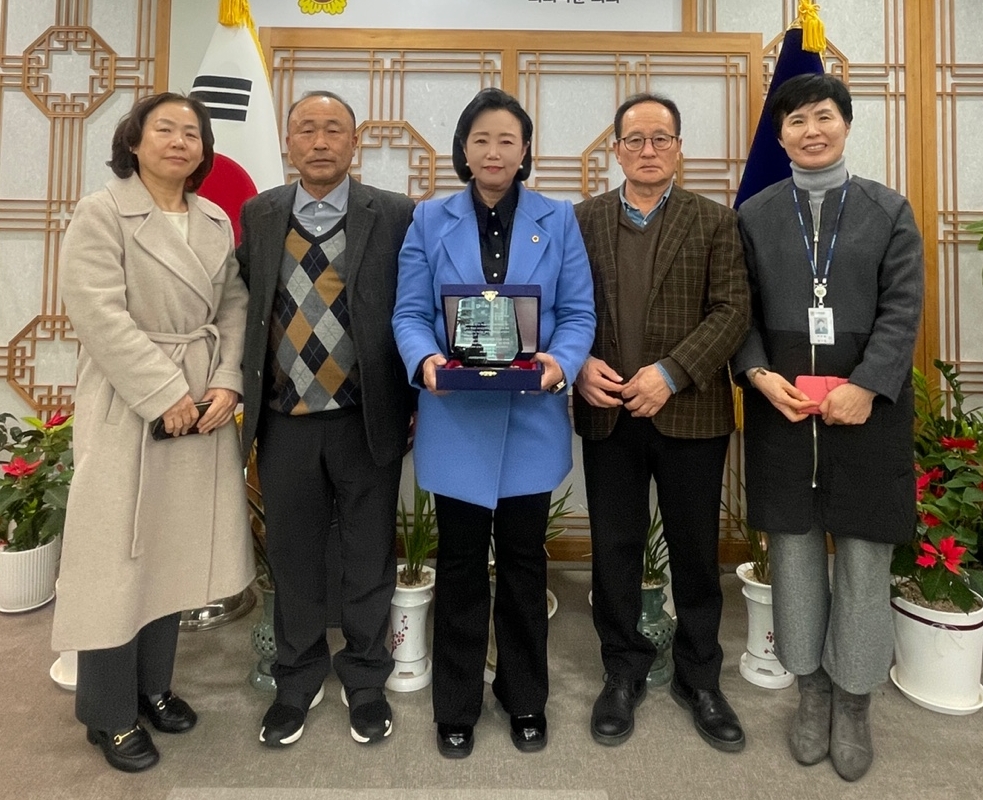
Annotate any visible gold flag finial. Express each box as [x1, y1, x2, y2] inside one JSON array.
[[219, 0, 254, 26], [793, 1, 827, 54], [217, 0, 269, 81]]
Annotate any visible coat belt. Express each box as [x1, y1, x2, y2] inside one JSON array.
[[131, 324, 222, 558]]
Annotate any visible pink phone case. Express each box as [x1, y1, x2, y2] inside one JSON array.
[[794, 375, 849, 413]]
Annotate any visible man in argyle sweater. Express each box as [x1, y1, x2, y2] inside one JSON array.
[[238, 91, 414, 748]]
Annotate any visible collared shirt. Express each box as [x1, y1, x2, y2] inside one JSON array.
[[619, 182, 672, 228], [293, 176, 350, 237], [472, 181, 519, 284]]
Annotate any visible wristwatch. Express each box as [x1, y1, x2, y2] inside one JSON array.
[[747, 367, 768, 385], [548, 377, 568, 395]]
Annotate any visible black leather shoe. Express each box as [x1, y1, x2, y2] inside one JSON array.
[[139, 690, 197, 734], [669, 677, 745, 752], [510, 713, 547, 753], [591, 673, 647, 746], [259, 685, 324, 747], [436, 723, 474, 758], [87, 723, 159, 772]]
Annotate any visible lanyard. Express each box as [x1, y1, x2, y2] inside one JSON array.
[[792, 181, 849, 306]]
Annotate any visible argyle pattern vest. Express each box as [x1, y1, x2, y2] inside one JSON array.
[[265, 215, 361, 414]]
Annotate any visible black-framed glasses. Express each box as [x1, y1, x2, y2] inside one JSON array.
[[618, 134, 679, 152]]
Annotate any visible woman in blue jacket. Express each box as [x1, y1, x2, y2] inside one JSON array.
[[393, 88, 595, 758]]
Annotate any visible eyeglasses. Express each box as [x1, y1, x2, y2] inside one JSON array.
[[618, 134, 679, 152]]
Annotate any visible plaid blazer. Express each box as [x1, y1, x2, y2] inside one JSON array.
[[573, 185, 750, 440]]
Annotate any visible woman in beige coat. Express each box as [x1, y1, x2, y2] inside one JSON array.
[[52, 93, 253, 773]]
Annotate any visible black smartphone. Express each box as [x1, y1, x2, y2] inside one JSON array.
[[149, 400, 213, 441]]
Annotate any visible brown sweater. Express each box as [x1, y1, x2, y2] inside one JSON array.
[[615, 207, 664, 380]]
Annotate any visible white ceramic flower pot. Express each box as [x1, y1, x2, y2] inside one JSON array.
[[49, 578, 77, 690], [0, 535, 61, 613], [386, 565, 435, 692], [891, 593, 983, 714], [736, 562, 794, 689], [50, 649, 77, 691]]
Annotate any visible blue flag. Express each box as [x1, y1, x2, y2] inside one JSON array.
[[735, 27, 824, 208]]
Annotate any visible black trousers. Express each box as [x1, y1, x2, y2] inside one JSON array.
[[583, 411, 730, 689], [431, 492, 551, 726], [257, 408, 400, 706], [75, 612, 181, 732]]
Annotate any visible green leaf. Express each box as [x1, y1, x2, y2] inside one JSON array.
[[964, 219, 983, 250], [962, 486, 983, 504], [965, 568, 983, 599], [397, 482, 438, 584], [545, 484, 574, 543], [948, 580, 978, 613], [891, 543, 916, 578], [919, 568, 947, 602], [43, 484, 70, 510], [0, 490, 21, 517]]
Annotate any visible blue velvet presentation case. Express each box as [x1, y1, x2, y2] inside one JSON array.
[[437, 284, 542, 391]]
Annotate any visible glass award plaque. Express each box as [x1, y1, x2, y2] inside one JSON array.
[[438, 283, 542, 391], [451, 291, 520, 367]]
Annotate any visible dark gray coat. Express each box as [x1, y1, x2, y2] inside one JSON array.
[[733, 176, 923, 543], [237, 178, 415, 466]]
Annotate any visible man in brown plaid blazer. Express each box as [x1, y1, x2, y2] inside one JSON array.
[[574, 93, 750, 753]]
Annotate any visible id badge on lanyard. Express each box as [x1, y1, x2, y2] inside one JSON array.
[[794, 183, 849, 347], [808, 306, 834, 345]]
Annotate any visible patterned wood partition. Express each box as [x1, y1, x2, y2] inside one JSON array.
[[1, 0, 981, 560]]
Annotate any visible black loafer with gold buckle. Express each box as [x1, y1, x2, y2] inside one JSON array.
[[138, 690, 198, 734], [87, 723, 159, 772]]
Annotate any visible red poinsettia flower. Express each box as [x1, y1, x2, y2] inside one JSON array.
[[919, 511, 942, 528], [1, 456, 43, 478], [940, 436, 977, 451], [917, 537, 968, 574], [916, 467, 944, 501], [938, 536, 968, 574], [44, 411, 70, 429], [915, 544, 937, 569]]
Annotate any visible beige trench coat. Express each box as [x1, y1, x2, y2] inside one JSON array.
[[51, 176, 254, 651]]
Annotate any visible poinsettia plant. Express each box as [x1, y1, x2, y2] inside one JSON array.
[[890, 362, 983, 612], [0, 411, 74, 552]]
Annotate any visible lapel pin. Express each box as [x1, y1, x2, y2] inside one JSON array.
[[531, 235, 540, 243]]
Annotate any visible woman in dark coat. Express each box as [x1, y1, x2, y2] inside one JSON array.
[[733, 74, 923, 782]]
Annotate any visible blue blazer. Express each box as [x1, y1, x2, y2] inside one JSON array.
[[393, 184, 596, 509]]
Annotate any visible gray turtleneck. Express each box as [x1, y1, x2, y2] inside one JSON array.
[[790, 156, 849, 222]]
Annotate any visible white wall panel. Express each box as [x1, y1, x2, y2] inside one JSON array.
[[0, 95, 52, 199], [250, 0, 682, 31]]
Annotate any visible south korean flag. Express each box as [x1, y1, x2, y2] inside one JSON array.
[[190, 10, 283, 244]]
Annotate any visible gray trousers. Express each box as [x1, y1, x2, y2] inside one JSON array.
[[75, 612, 181, 732], [769, 528, 894, 694]]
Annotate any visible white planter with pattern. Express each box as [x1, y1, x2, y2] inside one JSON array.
[[387, 565, 435, 692], [891, 592, 983, 715], [0, 534, 60, 613]]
